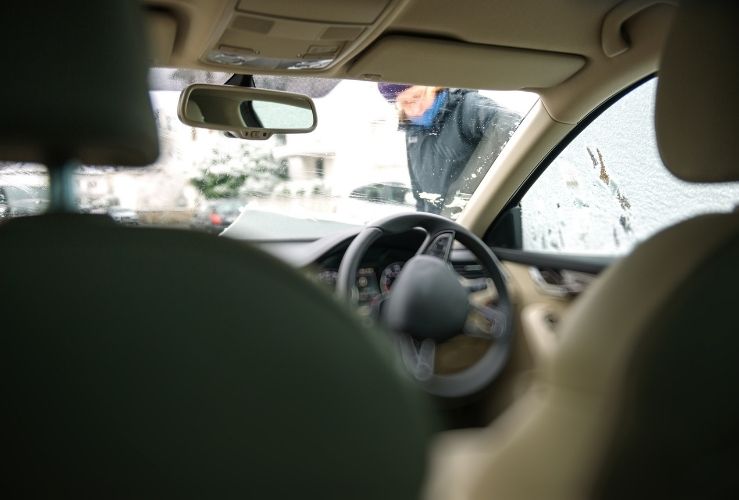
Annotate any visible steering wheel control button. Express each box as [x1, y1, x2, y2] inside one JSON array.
[[382, 255, 469, 342], [424, 231, 454, 260]]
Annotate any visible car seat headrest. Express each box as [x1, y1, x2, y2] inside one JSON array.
[[655, 0, 739, 182], [0, 0, 159, 167]]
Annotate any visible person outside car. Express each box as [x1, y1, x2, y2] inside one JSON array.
[[378, 83, 521, 214]]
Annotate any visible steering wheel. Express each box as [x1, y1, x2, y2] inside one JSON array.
[[336, 212, 513, 398]]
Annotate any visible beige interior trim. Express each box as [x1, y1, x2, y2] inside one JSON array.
[[308, 0, 412, 74], [144, 1, 672, 96], [521, 304, 563, 363], [191, 0, 413, 76], [347, 36, 585, 90], [235, 0, 391, 24], [538, 3, 675, 124], [503, 262, 572, 364], [503, 263, 572, 312], [457, 101, 573, 236], [601, 0, 677, 57], [456, 4, 675, 237], [655, 1, 739, 182], [150, 0, 232, 69], [146, 9, 178, 66], [425, 212, 739, 500]]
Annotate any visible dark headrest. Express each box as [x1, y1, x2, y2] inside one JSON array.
[[0, 0, 159, 166], [655, 1, 739, 182]]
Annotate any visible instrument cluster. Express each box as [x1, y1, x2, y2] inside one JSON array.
[[315, 261, 406, 305]]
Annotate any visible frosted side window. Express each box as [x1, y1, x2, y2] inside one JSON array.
[[521, 79, 739, 256]]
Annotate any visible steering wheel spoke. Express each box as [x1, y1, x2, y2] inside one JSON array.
[[464, 301, 508, 341], [399, 334, 436, 382]]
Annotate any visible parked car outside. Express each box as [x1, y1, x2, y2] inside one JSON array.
[[349, 182, 414, 206], [107, 206, 139, 226], [0, 185, 49, 218], [191, 198, 245, 234]]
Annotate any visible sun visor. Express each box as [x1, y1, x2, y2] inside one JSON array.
[[0, 0, 159, 167], [147, 9, 178, 67], [348, 36, 586, 90]]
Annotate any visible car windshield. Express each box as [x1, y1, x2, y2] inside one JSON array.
[[0, 69, 537, 239]]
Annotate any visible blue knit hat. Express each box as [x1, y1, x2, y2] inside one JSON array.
[[377, 83, 412, 102]]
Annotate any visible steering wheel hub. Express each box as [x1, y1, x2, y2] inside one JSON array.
[[382, 255, 469, 342]]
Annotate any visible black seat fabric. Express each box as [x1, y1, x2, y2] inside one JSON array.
[[1, 0, 432, 495], [0, 214, 432, 498]]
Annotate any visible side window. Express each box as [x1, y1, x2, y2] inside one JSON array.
[[0, 165, 49, 219], [520, 78, 739, 256]]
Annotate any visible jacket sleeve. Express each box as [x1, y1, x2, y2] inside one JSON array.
[[458, 92, 523, 146], [405, 145, 424, 210]]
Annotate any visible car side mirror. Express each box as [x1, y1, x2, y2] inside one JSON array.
[[178, 84, 317, 140]]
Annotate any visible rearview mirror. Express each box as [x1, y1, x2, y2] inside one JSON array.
[[177, 84, 317, 140]]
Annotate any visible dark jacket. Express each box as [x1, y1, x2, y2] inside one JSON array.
[[401, 89, 521, 213]]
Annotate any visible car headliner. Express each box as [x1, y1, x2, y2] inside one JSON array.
[[146, 0, 675, 123]]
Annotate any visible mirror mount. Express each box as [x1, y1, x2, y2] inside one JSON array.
[[177, 84, 317, 139], [225, 130, 273, 141]]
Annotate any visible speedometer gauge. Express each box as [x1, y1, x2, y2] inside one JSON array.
[[380, 262, 404, 293]]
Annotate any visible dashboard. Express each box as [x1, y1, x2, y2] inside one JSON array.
[[241, 222, 604, 414], [300, 228, 494, 318], [246, 227, 503, 306], [311, 239, 421, 308]]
